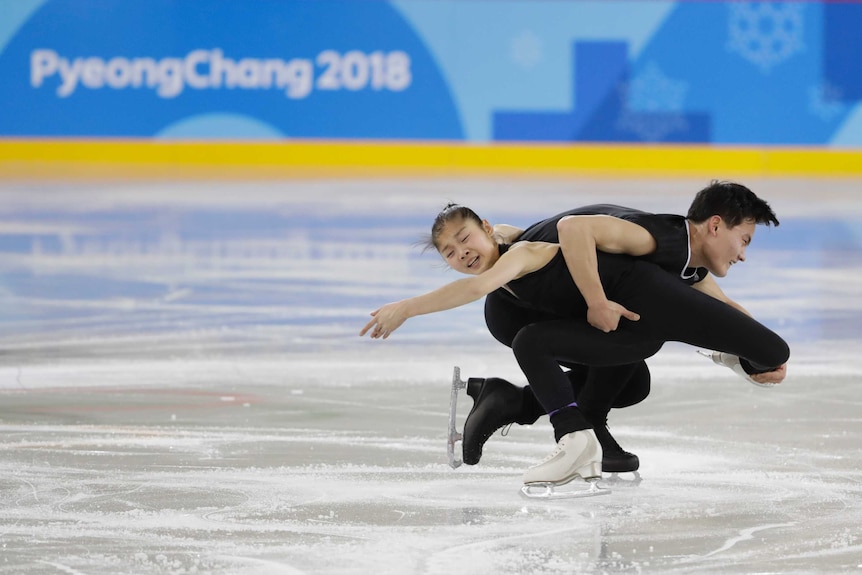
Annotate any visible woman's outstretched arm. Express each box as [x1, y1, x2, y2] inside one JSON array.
[[360, 242, 556, 339]]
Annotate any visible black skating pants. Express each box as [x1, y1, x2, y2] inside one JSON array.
[[486, 258, 790, 425], [485, 283, 651, 423]]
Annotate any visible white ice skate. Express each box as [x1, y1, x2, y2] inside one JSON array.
[[520, 429, 610, 499], [447, 366, 467, 469], [698, 350, 778, 388]]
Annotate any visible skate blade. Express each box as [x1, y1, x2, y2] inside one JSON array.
[[603, 471, 643, 487], [697, 349, 777, 389], [520, 478, 610, 500], [447, 366, 467, 469]]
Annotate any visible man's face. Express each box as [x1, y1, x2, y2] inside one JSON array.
[[436, 218, 498, 275], [704, 217, 755, 277]]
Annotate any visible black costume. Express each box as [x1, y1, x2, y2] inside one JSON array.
[[484, 205, 789, 440]]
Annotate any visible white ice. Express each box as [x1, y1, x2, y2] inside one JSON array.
[[0, 178, 860, 574]]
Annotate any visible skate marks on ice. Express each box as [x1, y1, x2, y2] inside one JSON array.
[[0, 179, 861, 573], [613, 360, 862, 572], [701, 522, 798, 558], [2, 352, 862, 574]]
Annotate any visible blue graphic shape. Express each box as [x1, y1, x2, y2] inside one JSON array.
[[493, 41, 709, 143], [831, 104, 862, 147], [391, 0, 677, 142], [0, 0, 48, 55], [0, 0, 462, 139], [155, 114, 286, 140], [824, 3, 862, 101], [632, 1, 842, 145]]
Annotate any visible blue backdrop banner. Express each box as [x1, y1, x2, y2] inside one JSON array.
[[1, 0, 860, 146]]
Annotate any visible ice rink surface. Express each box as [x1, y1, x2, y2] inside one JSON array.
[[0, 178, 860, 574]]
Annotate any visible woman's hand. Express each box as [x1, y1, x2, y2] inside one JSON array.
[[359, 301, 410, 339]]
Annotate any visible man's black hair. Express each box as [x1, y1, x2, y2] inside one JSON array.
[[687, 180, 779, 227]]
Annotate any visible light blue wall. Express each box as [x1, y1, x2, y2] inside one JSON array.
[[1, 0, 860, 145]]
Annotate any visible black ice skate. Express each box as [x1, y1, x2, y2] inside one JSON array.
[[462, 376, 533, 465], [447, 367, 535, 468], [591, 420, 640, 474]]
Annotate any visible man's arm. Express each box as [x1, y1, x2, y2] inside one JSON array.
[[557, 215, 655, 332]]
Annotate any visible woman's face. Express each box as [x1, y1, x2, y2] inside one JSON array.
[[436, 217, 499, 275]]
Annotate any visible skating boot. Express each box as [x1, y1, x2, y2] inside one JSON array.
[[521, 429, 609, 499], [462, 377, 542, 465], [591, 420, 639, 473]]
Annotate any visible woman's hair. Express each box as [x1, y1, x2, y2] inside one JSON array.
[[424, 202, 483, 251], [687, 180, 780, 227]]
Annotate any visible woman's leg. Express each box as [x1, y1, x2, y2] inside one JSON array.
[[485, 291, 652, 416], [477, 291, 649, 466], [512, 319, 664, 440]]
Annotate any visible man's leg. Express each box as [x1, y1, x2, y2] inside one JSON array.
[[511, 260, 789, 448], [613, 260, 791, 372], [463, 291, 647, 467], [577, 363, 647, 472]]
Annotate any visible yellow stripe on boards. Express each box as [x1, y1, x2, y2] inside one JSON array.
[[1, 139, 860, 179]]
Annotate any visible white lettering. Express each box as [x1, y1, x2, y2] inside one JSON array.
[[236, 58, 260, 88], [220, 53, 241, 88], [208, 48, 225, 88], [56, 57, 83, 97], [281, 59, 312, 99], [315, 50, 340, 90], [28, 48, 412, 99], [80, 57, 105, 89], [133, 58, 158, 89], [340, 51, 369, 91], [105, 57, 132, 88], [157, 58, 183, 98], [260, 60, 280, 89], [185, 49, 210, 89], [30, 49, 58, 87]]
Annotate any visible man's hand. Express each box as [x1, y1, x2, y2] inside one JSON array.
[[360, 301, 410, 339], [750, 363, 787, 385], [492, 223, 524, 244], [586, 300, 640, 332]]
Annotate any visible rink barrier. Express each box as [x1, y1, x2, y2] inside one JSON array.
[[1, 139, 861, 179]]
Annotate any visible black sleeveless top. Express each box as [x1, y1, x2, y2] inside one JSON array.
[[494, 205, 708, 315], [499, 243, 637, 317], [514, 205, 707, 283]]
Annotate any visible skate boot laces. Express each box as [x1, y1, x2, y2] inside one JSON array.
[[536, 436, 569, 465]]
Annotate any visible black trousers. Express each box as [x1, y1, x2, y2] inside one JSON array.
[[484, 282, 651, 422], [486, 258, 790, 422]]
